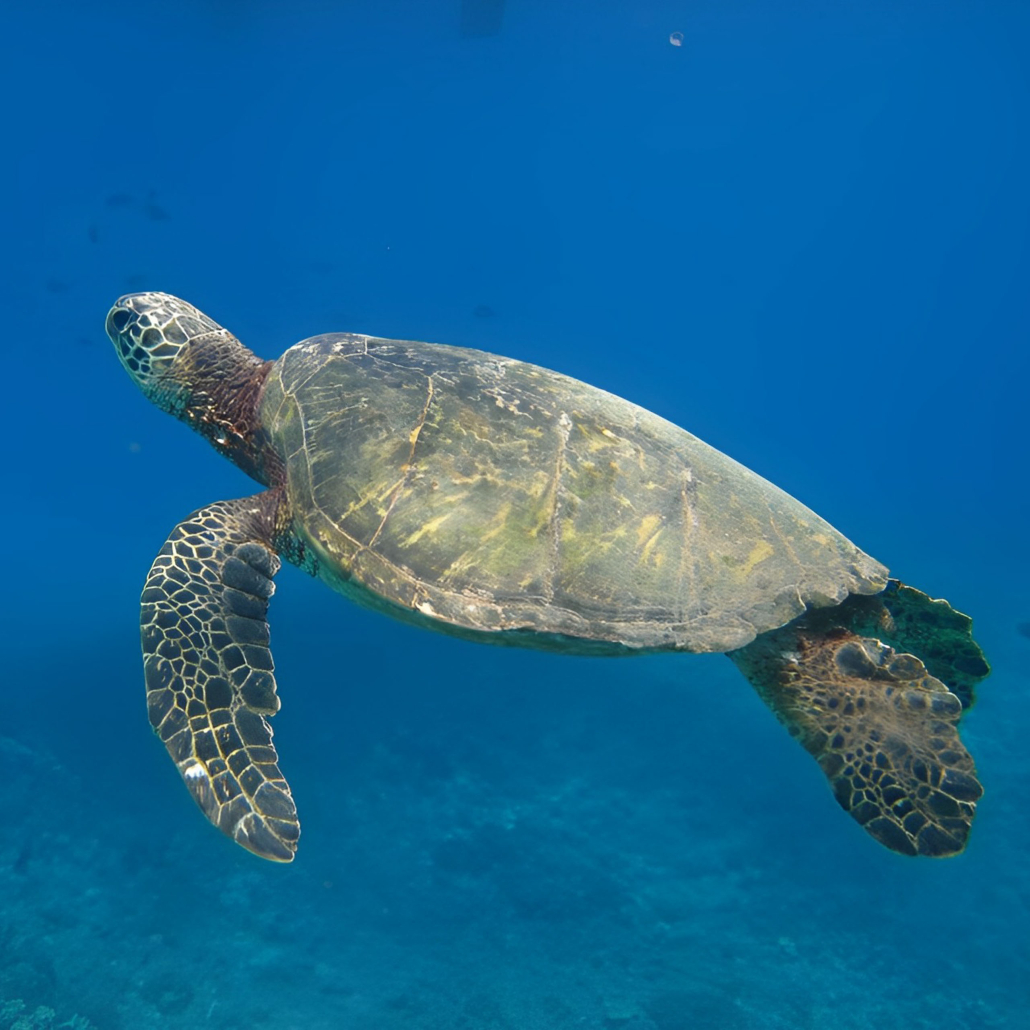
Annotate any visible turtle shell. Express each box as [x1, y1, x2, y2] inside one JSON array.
[[259, 333, 887, 653]]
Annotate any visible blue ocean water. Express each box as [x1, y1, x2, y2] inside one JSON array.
[[1, 1, 1027, 1027]]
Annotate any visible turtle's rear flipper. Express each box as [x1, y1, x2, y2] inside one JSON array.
[[730, 608, 982, 857], [141, 492, 299, 862]]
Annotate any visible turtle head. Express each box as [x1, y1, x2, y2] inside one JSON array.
[[106, 292, 226, 413], [107, 292, 275, 482]]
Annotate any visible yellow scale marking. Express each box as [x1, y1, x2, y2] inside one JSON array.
[[740, 539, 774, 576], [402, 511, 454, 548]]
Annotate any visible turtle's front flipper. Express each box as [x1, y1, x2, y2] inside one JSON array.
[[730, 598, 983, 857], [141, 492, 299, 861]]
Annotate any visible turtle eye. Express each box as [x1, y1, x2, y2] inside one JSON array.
[[110, 308, 132, 333]]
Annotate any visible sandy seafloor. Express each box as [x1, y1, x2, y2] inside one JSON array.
[[1, 2, 1028, 1028]]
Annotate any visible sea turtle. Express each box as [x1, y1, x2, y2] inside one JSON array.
[[107, 292, 990, 863]]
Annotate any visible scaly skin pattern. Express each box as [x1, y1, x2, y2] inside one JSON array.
[[140, 492, 299, 861], [260, 333, 888, 654], [730, 588, 985, 856]]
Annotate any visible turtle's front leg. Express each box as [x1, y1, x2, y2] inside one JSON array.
[[140, 490, 299, 861]]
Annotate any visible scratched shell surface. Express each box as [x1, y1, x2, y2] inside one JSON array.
[[259, 333, 887, 653]]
